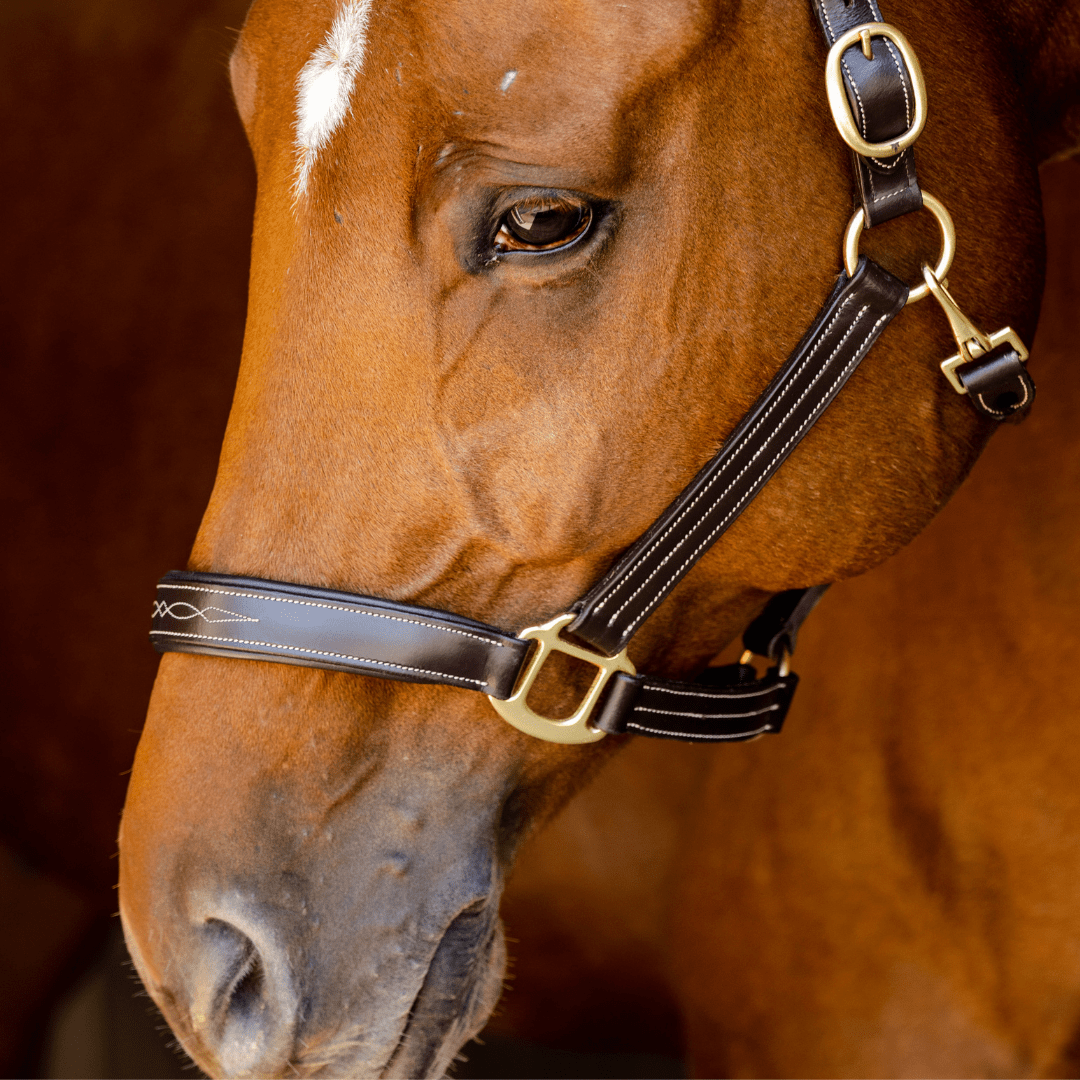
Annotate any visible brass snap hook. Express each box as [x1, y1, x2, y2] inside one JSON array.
[[920, 265, 1030, 395]]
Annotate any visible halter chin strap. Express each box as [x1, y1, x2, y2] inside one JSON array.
[[149, 0, 1034, 744]]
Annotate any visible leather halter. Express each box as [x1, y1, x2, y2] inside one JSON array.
[[150, 0, 1036, 745]]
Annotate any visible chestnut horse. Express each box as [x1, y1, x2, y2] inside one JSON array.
[[119, 0, 1080, 1076]]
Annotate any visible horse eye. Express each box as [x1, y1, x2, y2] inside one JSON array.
[[494, 197, 592, 252]]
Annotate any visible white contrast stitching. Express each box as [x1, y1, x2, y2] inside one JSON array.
[[831, 13, 910, 191], [816, 0, 836, 39], [839, 44, 891, 211], [976, 378, 1030, 417], [863, 40, 911, 191], [151, 600, 259, 624], [618, 310, 889, 636], [604, 303, 869, 626], [156, 583, 507, 647], [870, 185, 911, 200], [588, 296, 858, 616], [607, 306, 879, 635], [626, 720, 775, 740], [638, 703, 781, 720], [841, 57, 867, 136], [646, 681, 785, 700], [149, 630, 489, 687]]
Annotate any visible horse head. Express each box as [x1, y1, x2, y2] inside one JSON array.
[[119, 0, 1059, 1075]]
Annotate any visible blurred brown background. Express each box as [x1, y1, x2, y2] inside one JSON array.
[[0, 2, 1074, 1078]]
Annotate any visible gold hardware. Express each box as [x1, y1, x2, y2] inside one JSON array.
[[741, 648, 789, 676], [921, 265, 1029, 394], [825, 22, 927, 158], [486, 614, 635, 744], [843, 191, 955, 304]]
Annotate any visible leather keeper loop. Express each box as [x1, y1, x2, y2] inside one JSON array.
[[956, 344, 1036, 422]]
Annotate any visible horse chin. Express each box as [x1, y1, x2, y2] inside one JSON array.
[[378, 911, 507, 1080], [291, 908, 507, 1080]]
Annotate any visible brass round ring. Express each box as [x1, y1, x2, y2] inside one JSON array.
[[843, 192, 956, 305]]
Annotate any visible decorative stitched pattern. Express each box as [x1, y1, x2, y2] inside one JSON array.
[[156, 582, 507, 647], [151, 600, 259, 624]]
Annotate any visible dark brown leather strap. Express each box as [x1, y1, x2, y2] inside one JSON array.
[[811, 0, 922, 226], [594, 665, 797, 743], [151, 572, 530, 698], [742, 584, 831, 660], [151, 571, 805, 740], [567, 258, 908, 658], [955, 343, 1036, 422]]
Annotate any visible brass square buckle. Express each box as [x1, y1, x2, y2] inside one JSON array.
[[486, 614, 635, 744], [825, 22, 927, 159]]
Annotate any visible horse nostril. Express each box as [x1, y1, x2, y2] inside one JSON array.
[[228, 946, 266, 1020], [200, 918, 260, 1017], [218, 930, 267, 1035], [194, 917, 296, 1077]]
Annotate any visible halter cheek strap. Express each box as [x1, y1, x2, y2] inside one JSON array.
[[567, 258, 907, 657], [148, 1, 1035, 745]]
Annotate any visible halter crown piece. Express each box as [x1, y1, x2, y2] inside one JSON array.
[[150, 0, 1034, 744]]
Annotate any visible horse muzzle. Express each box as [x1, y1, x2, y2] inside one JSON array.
[[121, 853, 505, 1079], [118, 658, 514, 1079]]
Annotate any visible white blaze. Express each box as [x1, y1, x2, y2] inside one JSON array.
[[294, 0, 374, 198]]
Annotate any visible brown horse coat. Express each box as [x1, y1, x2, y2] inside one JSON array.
[[112, 0, 1080, 1076]]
